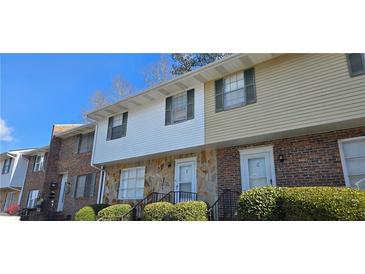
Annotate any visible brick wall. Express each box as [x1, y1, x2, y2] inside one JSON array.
[[20, 153, 47, 208], [42, 125, 99, 219], [217, 127, 365, 194]]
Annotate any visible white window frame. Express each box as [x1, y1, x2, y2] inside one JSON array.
[[223, 70, 245, 109], [2, 158, 12, 174], [26, 190, 39, 208], [33, 155, 44, 172], [239, 145, 276, 191], [338, 136, 365, 189], [171, 91, 188, 124], [118, 166, 145, 200]]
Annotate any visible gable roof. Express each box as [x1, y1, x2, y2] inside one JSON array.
[[87, 53, 281, 120]]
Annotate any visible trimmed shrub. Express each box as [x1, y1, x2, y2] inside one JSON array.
[[143, 202, 174, 221], [238, 186, 365, 221], [75, 204, 109, 221], [170, 201, 208, 221], [238, 187, 282, 221], [281, 187, 365, 221], [97, 204, 132, 221]]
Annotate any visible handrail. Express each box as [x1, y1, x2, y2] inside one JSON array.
[[107, 192, 165, 221], [158, 191, 198, 204], [208, 189, 240, 221]]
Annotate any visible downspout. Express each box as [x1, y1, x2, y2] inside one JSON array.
[[90, 122, 106, 204]]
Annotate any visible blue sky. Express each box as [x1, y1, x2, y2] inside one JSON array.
[[0, 53, 164, 153]]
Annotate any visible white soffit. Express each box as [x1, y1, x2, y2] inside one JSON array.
[[87, 53, 281, 120]]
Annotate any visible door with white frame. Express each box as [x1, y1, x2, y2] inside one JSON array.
[[57, 173, 68, 212], [174, 157, 197, 202], [240, 146, 276, 191]]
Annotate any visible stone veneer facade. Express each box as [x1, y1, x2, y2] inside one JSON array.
[[216, 127, 365, 194], [103, 149, 218, 206]]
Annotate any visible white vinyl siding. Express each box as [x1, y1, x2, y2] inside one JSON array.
[[92, 83, 204, 164], [339, 137, 365, 189], [118, 167, 145, 200], [205, 54, 365, 144], [26, 190, 39, 208]]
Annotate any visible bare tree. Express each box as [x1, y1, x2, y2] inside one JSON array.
[[112, 75, 135, 100], [90, 90, 110, 109], [142, 54, 172, 87]]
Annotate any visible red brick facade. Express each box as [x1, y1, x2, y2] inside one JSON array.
[[41, 126, 99, 219], [20, 153, 48, 208], [217, 127, 365, 194]]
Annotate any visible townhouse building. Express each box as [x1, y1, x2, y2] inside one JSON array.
[[0, 149, 33, 212], [87, 53, 365, 220]]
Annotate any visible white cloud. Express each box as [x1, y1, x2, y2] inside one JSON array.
[[0, 118, 14, 142]]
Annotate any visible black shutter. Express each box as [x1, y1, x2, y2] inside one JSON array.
[[107, 116, 114, 140], [244, 68, 256, 104], [84, 174, 92, 198], [32, 156, 36, 171], [215, 79, 224, 112], [187, 89, 195, 120], [347, 53, 365, 77], [75, 134, 81, 154], [121, 112, 128, 137], [165, 96, 172, 125], [71, 176, 78, 198]]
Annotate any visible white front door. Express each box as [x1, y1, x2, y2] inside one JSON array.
[[57, 173, 68, 212], [174, 157, 197, 202], [240, 146, 276, 191]]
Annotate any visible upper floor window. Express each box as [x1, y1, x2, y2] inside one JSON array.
[[74, 173, 96, 198], [347, 53, 365, 77], [165, 89, 194, 125], [26, 190, 39, 208], [1, 158, 12, 174], [107, 112, 128, 140], [215, 68, 256, 112], [78, 132, 94, 153], [118, 166, 145, 200], [33, 155, 44, 172]]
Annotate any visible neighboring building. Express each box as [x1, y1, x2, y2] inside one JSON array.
[[40, 124, 100, 219], [0, 149, 34, 212], [87, 53, 365, 220], [20, 146, 48, 209]]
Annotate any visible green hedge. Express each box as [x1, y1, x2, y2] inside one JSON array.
[[97, 204, 132, 221], [143, 202, 174, 221], [170, 201, 208, 221], [238, 187, 283, 221], [281, 187, 365, 221], [238, 187, 365, 221], [75, 204, 109, 221]]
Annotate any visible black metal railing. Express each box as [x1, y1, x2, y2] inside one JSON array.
[[19, 208, 43, 221], [158, 191, 198, 204], [208, 189, 240, 221], [110, 192, 166, 221]]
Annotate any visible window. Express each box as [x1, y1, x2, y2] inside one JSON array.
[[165, 89, 194, 125], [215, 68, 256, 112], [118, 167, 145, 199], [33, 155, 44, 172], [26, 190, 39, 208], [2, 158, 12, 174], [107, 112, 128, 140], [78, 132, 94, 153], [347, 53, 365, 77], [339, 137, 365, 190], [74, 173, 96, 198]]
